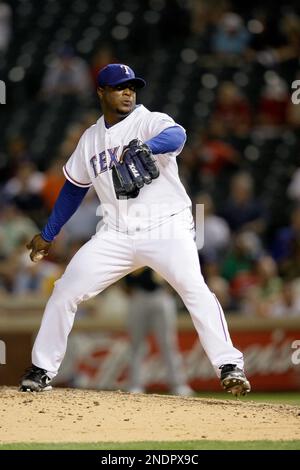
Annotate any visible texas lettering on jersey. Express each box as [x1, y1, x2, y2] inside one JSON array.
[[63, 105, 192, 231], [90, 146, 120, 177]]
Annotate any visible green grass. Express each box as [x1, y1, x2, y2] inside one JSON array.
[[195, 392, 300, 406], [1, 441, 300, 450]]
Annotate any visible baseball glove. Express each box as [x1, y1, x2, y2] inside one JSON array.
[[112, 139, 159, 199]]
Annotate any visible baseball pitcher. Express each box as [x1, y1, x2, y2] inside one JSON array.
[[20, 64, 250, 397]]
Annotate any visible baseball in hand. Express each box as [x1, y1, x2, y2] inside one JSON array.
[[32, 252, 45, 262]]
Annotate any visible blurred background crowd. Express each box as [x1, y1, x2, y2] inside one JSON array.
[[1, 0, 300, 319]]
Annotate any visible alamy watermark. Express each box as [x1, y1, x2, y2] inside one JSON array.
[[95, 202, 205, 246], [291, 340, 300, 365], [291, 80, 300, 105], [0, 80, 6, 104], [0, 340, 6, 364]]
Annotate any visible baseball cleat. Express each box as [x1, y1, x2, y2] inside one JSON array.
[[220, 364, 251, 397], [19, 364, 52, 392]]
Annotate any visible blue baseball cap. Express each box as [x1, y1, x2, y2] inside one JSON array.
[[97, 63, 146, 89]]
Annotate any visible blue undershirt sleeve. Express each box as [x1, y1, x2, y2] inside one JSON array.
[[145, 126, 186, 155], [41, 180, 89, 242]]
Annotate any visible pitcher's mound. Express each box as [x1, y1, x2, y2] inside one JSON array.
[[1, 387, 300, 443]]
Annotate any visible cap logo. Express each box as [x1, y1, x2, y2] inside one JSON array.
[[97, 64, 145, 88], [121, 65, 130, 75]]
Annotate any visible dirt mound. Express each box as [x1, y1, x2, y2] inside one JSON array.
[[0, 387, 299, 443]]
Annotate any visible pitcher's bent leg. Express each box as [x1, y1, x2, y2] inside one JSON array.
[[32, 232, 137, 378], [137, 229, 244, 377]]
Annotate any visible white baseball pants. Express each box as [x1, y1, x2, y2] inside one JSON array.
[[32, 209, 244, 378]]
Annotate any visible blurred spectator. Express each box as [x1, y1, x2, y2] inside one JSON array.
[[190, 0, 212, 38], [221, 231, 261, 305], [242, 254, 300, 318], [276, 13, 300, 63], [90, 45, 118, 87], [0, 204, 38, 258], [41, 46, 93, 99], [241, 256, 282, 317], [256, 13, 300, 66], [2, 162, 44, 199], [0, 240, 25, 292], [211, 12, 250, 57], [124, 268, 193, 396], [63, 189, 100, 243], [177, 145, 201, 196], [256, 75, 289, 129], [0, 241, 62, 296], [271, 205, 300, 268], [0, 136, 32, 183], [196, 119, 239, 180], [246, 8, 286, 55], [220, 172, 267, 234], [212, 82, 252, 135], [207, 275, 232, 312], [13, 251, 61, 296], [287, 96, 300, 130], [59, 123, 87, 161], [195, 192, 231, 263], [0, 0, 11, 54], [287, 169, 300, 202], [81, 110, 101, 131], [40, 158, 65, 211], [280, 239, 300, 281], [2, 162, 45, 221], [270, 280, 300, 317], [254, 256, 282, 314]]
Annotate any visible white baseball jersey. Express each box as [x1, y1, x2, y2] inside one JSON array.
[[63, 105, 191, 232]]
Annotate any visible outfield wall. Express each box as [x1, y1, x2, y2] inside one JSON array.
[[0, 298, 299, 390]]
